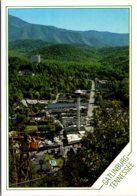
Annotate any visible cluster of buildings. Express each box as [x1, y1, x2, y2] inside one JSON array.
[[9, 78, 113, 180], [9, 90, 90, 169]]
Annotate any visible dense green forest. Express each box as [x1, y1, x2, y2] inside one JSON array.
[[9, 42, 129, 107], [9, 41, 129, 187]]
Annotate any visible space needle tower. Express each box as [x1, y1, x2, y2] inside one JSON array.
[[75, 89, 83, 131]]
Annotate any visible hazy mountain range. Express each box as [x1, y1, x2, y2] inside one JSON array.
[[9, 15, 129, 48]]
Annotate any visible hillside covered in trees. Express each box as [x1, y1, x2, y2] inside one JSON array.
[[9, 42, 129, 105]]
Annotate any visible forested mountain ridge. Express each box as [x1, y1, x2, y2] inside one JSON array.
[[9, 39, 129, 65], [9, 15, 129, 48], [9, 41, 100, 62]]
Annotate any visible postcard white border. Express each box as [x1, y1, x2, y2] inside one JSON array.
[[1, 0, 137, 195]]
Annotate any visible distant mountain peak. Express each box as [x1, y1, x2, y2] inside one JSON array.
[[8, 14, 129, 48]]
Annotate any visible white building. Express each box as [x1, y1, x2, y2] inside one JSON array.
[[31, 54, 41, 63]]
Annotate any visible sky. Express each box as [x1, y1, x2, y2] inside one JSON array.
[[8, 8, 129, 33]]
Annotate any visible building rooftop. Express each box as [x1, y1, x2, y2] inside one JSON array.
[[75, 89, 83, 94]]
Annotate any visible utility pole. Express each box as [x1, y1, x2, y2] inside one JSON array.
[[18, 135, 32, 185], [12, 139, 18, 186]]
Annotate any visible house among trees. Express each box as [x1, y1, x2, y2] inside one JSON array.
[[18, 69, 35, 76], [95, 78, 112, 92]]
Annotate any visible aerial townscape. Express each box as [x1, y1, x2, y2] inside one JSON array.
[[8, 13, 129, 187]]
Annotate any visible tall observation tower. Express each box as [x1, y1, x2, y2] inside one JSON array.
[[75, 89, 83, 131]]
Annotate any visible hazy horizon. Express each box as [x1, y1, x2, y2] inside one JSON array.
[[8, 8, 129, 34]]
